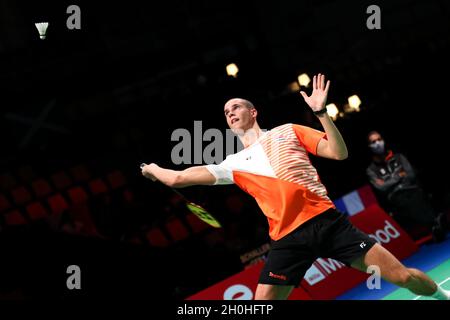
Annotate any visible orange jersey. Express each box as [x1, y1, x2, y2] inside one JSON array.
[[206, 123, 335, 240]]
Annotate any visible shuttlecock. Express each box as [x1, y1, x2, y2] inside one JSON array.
[[35, 22, 49, 39]]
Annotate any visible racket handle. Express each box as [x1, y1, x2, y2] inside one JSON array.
[[140, 163, 147, 169]]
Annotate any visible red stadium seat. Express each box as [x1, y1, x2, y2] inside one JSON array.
[[26, 202, 48, 220], [67, 186, 89, 204], [106, 170, 126, 189], [68, 204, 100, 237], [11, 186, 32, 205], [186, 213, 210, 233], [31, 179, 53, 198], [47, 194, 69, 215], [88, 179, 109, 195], [146, 228, 171, 247], [3, 210, 27, 225], [166, 217, 190, 242]]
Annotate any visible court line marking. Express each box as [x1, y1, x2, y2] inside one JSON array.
[[413, 277, 450, 300]]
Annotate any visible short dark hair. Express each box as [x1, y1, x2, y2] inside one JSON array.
[[225, 97, 256, 109], [240, 98, 255, 109]]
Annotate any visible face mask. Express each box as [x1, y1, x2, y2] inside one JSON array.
[[369, 140, 385, 154]]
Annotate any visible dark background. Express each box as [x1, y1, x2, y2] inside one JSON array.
[[1, 0, 450, 301]]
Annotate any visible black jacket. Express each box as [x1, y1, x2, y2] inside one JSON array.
[[366, 151, 418, 201]]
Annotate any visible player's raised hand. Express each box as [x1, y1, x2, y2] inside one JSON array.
[[300, 73, 330, 112]]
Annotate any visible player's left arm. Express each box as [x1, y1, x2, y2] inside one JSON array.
[[300, 73, 348, 160]]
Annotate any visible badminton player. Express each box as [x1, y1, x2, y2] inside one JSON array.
[[141, 74, 449, 300]]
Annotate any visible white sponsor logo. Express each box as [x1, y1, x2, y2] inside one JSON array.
[[304, 264, 326, 285], [317, 258, 345, 274], [223, 284, 253, 300], [368, 220, 400, 244], [304, 258, 345, 286]]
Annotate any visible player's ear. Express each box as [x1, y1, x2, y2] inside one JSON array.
[[250, 108, 257, 118]]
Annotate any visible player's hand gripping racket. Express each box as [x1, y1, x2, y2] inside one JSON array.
[[140, 163, 221, 228]]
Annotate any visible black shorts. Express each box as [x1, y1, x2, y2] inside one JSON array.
[[259, 208, 377, 287]]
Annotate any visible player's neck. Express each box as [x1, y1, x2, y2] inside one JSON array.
[[240, 124, 264, 148]]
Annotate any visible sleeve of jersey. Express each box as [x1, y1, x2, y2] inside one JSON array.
[[292, 124, 327, 155], [205, 157, 234, 185]]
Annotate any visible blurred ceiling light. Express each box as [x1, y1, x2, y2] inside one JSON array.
[[35, 22, 49, 40], [326, 103, 339, 120], [297, 73, 311, 87], [226, 63, 239, 78], [288, 81, 301, 93], [348, 94, 361, 112]]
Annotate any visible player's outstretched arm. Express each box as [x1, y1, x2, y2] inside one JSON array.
[[141, 163, 216, 188]]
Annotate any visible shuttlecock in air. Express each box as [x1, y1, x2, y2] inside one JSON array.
[[35, 22, 49, 39]]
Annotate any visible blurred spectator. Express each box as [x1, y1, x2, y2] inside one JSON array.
[[366, 131, 447, 242]]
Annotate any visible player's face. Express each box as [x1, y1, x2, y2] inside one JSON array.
[[224, 99, 256, 132]]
